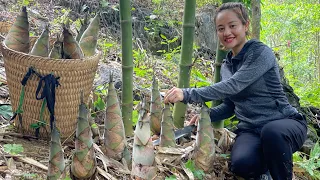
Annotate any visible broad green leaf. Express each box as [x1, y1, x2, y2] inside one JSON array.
[[94, 95, 106, 111], [3, 144, 24, 155], [0, 105, 13, 120]]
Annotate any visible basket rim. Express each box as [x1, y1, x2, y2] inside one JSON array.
[[1, 40, 101, 62]]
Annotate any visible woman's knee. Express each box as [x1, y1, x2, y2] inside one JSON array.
[[230, 155, 262, 178], [261, 121, 286, 143]]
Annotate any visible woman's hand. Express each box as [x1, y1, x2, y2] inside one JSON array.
[[163, 87, 184, 103], [187, 114, 200, 126]]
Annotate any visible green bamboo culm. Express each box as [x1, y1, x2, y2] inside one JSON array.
[[159, 104, 176, 147], [47, 125, 66, 180], [173, 0, 196, 128], [212, 43, 228, 129], [119, 0, 134, 136]]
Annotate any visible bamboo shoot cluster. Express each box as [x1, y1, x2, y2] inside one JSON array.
[[3, 7, 100, 59], [132, 98, 157, 179], [193, 106, 215, 172]]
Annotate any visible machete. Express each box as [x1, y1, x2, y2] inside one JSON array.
[[153, 124, 196, 146]]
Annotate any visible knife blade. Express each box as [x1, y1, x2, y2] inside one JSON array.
[[153, 124, 196, 146]]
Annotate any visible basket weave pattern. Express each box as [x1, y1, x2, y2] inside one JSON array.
[[1, 42, 100, 139], [0, 21, 11, 34]]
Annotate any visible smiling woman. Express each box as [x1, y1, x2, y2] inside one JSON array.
[[214, 4, 249, 56], [163, 2, 307, 180]]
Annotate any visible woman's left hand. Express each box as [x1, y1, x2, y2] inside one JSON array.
[[164, 87, 184, 103]]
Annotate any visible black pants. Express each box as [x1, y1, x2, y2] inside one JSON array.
[[230, 116, 307, 180]]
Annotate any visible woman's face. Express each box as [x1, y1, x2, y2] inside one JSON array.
[[215, 10, 249, 55]]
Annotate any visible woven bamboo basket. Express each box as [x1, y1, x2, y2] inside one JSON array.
[[1, 41, 100, 139], [0, 21, 12, 35], [0, 22, 12, 43]]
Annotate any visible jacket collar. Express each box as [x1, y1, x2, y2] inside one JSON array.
[[226, 39, 259, 63]]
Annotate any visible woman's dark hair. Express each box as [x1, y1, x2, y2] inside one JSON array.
[[214, 2, 250, 35]]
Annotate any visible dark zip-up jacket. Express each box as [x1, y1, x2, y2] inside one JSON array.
[[182, 39, 298, 130]]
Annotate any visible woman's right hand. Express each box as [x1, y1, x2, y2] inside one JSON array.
[[163, 87, 184, 104]]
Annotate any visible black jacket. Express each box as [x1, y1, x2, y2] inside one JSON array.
[[182, 39, 298, 130]]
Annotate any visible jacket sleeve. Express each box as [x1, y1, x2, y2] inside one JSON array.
[[182, 46, 275, 104], [210, 98, 235, 122]]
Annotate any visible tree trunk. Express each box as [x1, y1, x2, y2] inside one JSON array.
[[251, 0, 261, 40], [120, 0, 134, 136], [173, 0, 196, 128]]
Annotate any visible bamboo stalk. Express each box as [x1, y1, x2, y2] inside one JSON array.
[[120, 0, 134, 136], [212, 42, 228, 129], [173, 0, 196, 128]]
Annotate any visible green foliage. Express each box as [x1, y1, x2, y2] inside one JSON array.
[[294, 141, 320, 179], [197, 0, 219, 7], [22, 173, 38, 179], [18, 0, 33, 6], [165, 175, 177, 180], [51, 8, 72, 34], [132, 109, 139, 126], [63, 177, 72, 180], [94, 94, 106, 111], [30, 120, 46, 129], [97, 39, 116, 60], [0, 104, 13, 120], [3, 144, 24, 155], [157, 35, 181, 61], [185, 159, 205, 179], [261, 0, 320, 107], [191, 69, 212, 88], [133, 48, 148, 67], [100, 0, 109, 8]]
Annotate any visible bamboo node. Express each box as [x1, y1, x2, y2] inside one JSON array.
[[182, 23, 195, 28]]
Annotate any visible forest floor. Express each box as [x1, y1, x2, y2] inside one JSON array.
[[0, 1, 314, 180]]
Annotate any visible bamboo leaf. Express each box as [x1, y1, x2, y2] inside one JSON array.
[[160, 34, 167, 40]]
